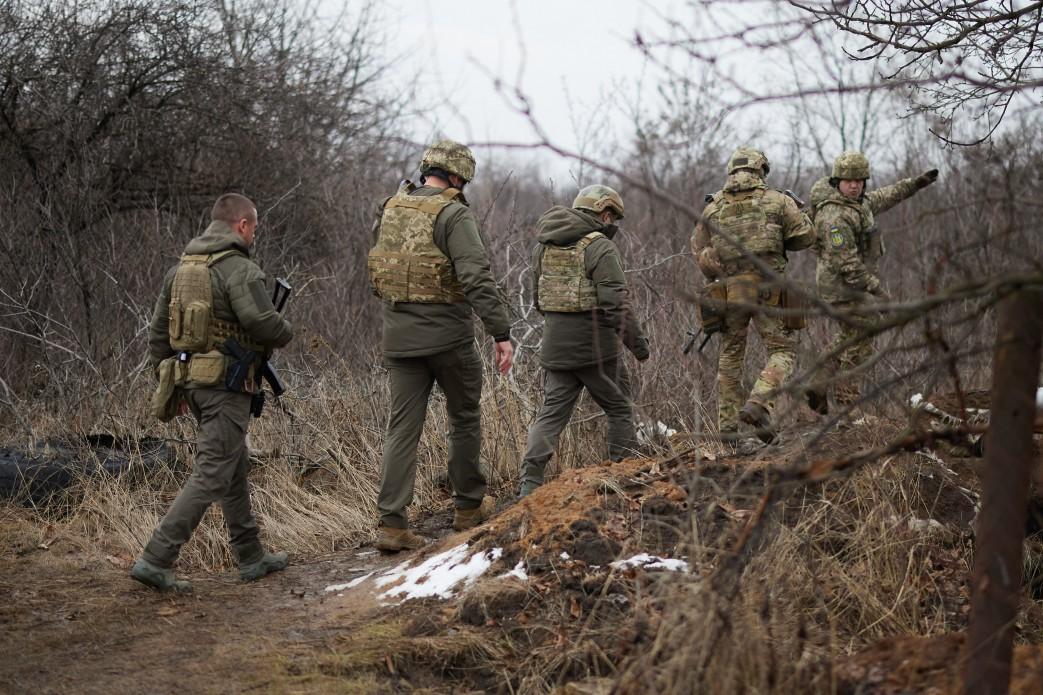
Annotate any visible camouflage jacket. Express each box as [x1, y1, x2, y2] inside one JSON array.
[[813, 176, 919, 304], [692, 172, 814, 278], [370, 185, 511, 358], [531, 206, 648, 370], [148, 221, 294, 369]]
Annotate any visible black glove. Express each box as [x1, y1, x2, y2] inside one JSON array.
[[915, 169, 939, 189]]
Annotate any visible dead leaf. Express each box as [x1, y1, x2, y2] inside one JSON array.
[[157, 606, 178, 617], [105, 554, 127, 568], [570, 596, 582, 619]]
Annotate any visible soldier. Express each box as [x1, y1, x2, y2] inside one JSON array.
[[518, 185, 649, 497], [132, 193, 294, 594], [692, 147, 815, 445], [806, 152, 938, 413], [367, 139, 513, 551]]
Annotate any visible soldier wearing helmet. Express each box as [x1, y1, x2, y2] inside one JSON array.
[[367, 139, 513, 550], [517, 184, 650, 497], [692, 147, 815, 447], [805, 151, 938, 414]]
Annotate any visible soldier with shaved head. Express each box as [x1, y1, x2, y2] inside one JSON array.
[[132, 193, 293, 593], [518, 184, 650, 497]]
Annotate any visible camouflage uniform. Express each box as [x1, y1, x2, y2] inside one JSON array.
[[368, 140, 511, 532], [519, 186, 649, 495], [692, 148, 815, 436], [811, 152, 937, 407]]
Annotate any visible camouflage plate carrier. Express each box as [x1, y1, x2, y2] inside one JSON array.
[[537, 232, 604, 312], [367, 182, 467, 304], [706, 186, 788, 275]]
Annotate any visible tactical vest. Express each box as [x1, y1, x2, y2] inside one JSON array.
[[367, 184, 467, 304], [537, 232, 603, 312], [708, 189, 785, 274], [168, 251, 263, 354]]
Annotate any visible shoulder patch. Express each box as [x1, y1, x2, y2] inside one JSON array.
[[829, 227, 845, 248]]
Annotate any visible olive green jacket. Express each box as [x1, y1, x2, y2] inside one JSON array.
[[532, 206, 649, 370], [148, 221, 294, 369], [813, 177, 919, 303], [371, 185, 511, 358]]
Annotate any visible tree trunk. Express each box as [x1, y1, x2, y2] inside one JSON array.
[[962, 288, 1043, 695]]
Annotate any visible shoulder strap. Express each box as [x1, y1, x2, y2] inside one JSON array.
[[206, 249, 241, 267], [576, 231, 606, 250]]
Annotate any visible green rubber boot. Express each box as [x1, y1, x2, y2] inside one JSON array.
[[130, 558, 193, 594], [239, 551, 289, 581]]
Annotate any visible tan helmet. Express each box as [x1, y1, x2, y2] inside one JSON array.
[[419, 139, 476, 182], [727, 147, 770, 177], [832, 151, 870, 180], [572, 184, 625, 219]]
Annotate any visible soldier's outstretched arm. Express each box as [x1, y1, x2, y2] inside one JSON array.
[[866, 169, 937, 215], [227, 262, 294, 349]]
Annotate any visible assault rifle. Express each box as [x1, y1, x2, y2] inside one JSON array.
[[224, 278, 293, 416], [682, 328, 714, 355]]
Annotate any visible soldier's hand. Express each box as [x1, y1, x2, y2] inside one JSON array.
[[632, 338, 651, 362], [916, 169, 939, 189], [494, 339, 514, 375]]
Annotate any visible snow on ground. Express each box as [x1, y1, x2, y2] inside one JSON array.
[[378, 544, 503, 603], [611, 553, 689, 572], [1037, 387, 1043, 409], [500, 560, 528, 581]]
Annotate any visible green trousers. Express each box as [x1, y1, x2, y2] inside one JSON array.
[[520, 359, 636, 489], [143, 388, 262, 568], [378, 343, 486, 529]]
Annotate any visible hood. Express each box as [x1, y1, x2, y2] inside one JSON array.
[[722, 171, 767, 193], [184, 220, 251, 256], [536, 206, 615, 245]]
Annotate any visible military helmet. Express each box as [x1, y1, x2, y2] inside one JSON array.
[[573, 184, 625, 219], [419, 139, 476, 183], [832, 151, 870, 180], [727, 147, 770, 177]]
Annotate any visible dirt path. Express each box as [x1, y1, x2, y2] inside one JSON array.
[[0, 511, 423, 695]]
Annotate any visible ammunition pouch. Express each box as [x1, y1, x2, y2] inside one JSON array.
[[780, 285, 809, 330], [150, 356, 183, 422], [724, 272, 760, 314], [187, 350, 227, 386], [697, 280, 728, 334]]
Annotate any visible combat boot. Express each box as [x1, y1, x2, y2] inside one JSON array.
[[805, 388, 829, 416], [739, 401, 777, 445], [453, 496, 495, 531], [130, 558, 193, 594], [240, 551, 289, 581], [517, 481, 541, 500], [375, 525, 428, 553]]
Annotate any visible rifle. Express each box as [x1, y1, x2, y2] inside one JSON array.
[[682, 328, 714, 355], [224, 278, 293, 417], [257, 278, 292, 399]]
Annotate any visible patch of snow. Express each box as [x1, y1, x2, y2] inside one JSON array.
[[907, 518, 946, 534], [373, 560, 412, 588], [1037, 387, 1043, 410], [499, 560, 528, 581], [637, 420, 679, 444], [611, 553, 689, 573], [377, 544, 503, 604], [324, 572, 375, 593], [910, 393, 924, 407]]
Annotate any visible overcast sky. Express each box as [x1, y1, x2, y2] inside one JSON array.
[[378, 0, 685, 178]]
